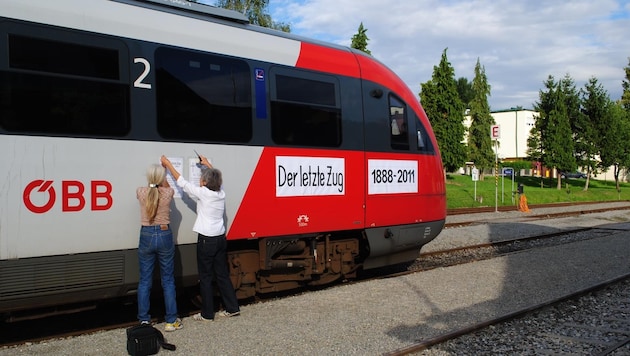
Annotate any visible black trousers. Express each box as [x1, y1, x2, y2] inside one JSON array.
[[197, 234, 239, 319]]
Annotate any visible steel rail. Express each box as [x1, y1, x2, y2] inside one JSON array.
[[383, 274, 630, 356]]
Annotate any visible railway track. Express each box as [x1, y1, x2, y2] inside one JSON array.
[[445, 201, 630, 228], [379, 221, 630, 355], [384, 275, 630, 356], [446, 201, 630, 216]]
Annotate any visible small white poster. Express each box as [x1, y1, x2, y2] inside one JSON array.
[[164, 156, 184, 198], [189, 158, 203, 187]]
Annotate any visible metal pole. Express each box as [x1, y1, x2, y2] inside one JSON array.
[[511, 173, 515, 204], [511, 106, 520, 159], [515, 109, 518, 158], [495, 140, 498, 212]]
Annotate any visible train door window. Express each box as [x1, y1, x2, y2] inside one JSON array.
[[417, 128, 426, 149], [155, 47, 252, 143], [390, 95, 409, 150], [270, 70, 341, 147], [413, 112, 434, 153], [1, 33, 130, 136]]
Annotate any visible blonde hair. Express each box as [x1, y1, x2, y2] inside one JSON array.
[[145, 164, 166, 223]]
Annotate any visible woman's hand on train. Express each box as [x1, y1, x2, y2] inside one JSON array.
[[200, 155, 213, 169], [160, 155, 181, 180], [160, 155, 171, 167]]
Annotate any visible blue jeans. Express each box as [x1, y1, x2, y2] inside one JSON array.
[[197, 234, 239, 319], [137, 225, 179, 323]]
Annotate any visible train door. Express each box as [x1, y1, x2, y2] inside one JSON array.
[[362, 84, 421, 227]]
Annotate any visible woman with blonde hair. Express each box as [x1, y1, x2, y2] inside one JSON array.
[[136, 164, 182, 332]]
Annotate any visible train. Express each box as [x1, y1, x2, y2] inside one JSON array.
[[0, 0, 446, 319]]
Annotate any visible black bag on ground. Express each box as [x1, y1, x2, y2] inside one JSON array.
[[126, 324, 176, 356]]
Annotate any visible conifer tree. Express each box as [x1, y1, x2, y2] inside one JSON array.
[[525, 124, 543, 186], [578, 77, 608, 190], [420, 49, 466, 176], [622, 57, 630, 112], [467, 58, 495, 179], [456, 77, 474, 109], [532, 75, 576, 189]]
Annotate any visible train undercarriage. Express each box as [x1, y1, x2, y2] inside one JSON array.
[[228, 233, 363, 299], [226, 220, 444, 299]]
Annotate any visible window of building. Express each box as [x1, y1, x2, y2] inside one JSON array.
[[271, 73, 341, 147], [156, 47, 252, 143]]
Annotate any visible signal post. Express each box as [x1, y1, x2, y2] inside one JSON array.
[[491, 124, 500, 212]]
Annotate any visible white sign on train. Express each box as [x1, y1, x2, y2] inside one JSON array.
[[368, 159, 418, 195], [276, 156, 345, 197]]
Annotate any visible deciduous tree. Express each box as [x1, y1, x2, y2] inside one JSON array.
[[350, 22, 371, 55], [214, 0, 290, 32], [599, 102, 630, 191]]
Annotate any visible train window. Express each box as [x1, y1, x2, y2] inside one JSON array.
[[271, 74, 341, 147], [417, 129, 426, 149], [155, 47, 252, 143], [0, 35, 129, 136], [390, 95, 409, 150], [414, 114, 434, 153], [9, 35, 119, 80], [276, 75, 336, 106]]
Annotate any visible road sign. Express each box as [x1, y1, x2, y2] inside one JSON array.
[[491, 125, 500, 139], [471, 168, 479, 181]]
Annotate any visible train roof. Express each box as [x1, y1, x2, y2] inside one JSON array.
[[2, 0, 300, 67], [133, 0, 250, 24], [121, 0, 361, 56], [1, 0, 425, 117]]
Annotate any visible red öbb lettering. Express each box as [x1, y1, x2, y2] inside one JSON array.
[[91, 180, 113, 211], [23, 180, 113, 213], [23, 180, 56, 214], [62, 180, 85, 212]]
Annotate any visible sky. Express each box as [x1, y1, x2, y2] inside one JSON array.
[[206, 0, 630, 111]]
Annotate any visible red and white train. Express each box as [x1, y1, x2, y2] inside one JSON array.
[[0, 0, 446, 318]]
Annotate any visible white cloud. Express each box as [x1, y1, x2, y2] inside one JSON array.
[[270, 0, 630, 110]]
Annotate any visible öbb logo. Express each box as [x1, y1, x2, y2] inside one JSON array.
[[23, 180, 113, 214]]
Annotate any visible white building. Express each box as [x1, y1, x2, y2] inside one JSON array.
[[462, 108, 537, 176], [463, 108, 537, 161], [463, 108, 623, 181], [488, 109, 537, 160]]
